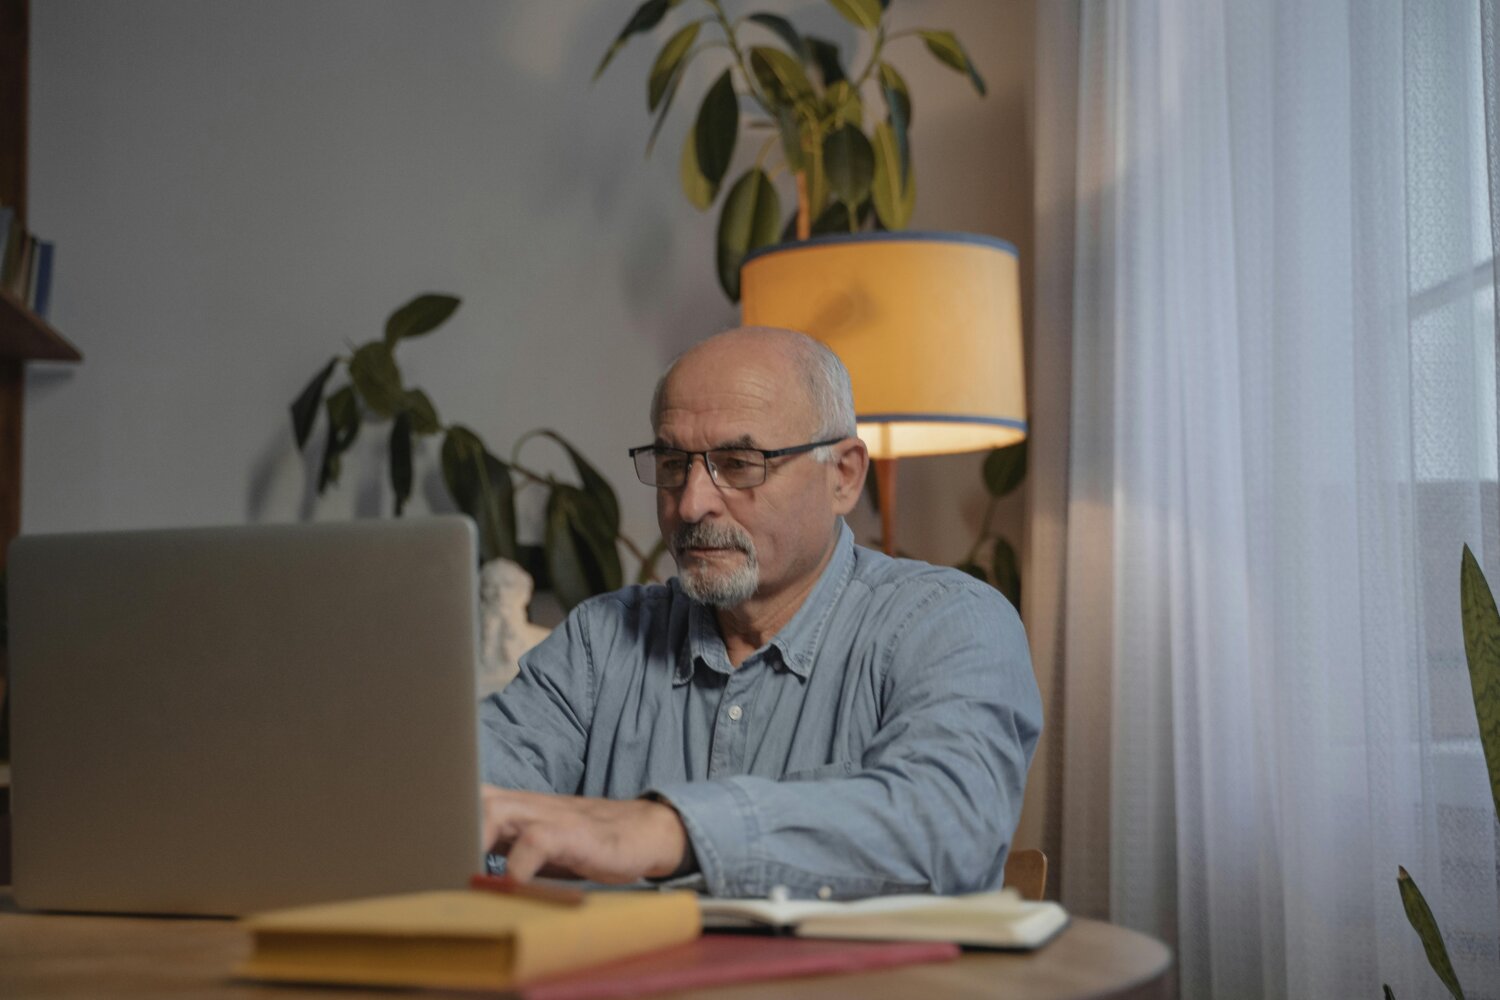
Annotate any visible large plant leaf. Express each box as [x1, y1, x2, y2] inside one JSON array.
[[695, 69, 739, 187], [529, 429, 621, 534], [992, 537, 1021, 610], [879, 62, 911, 182], [715, 168, 781, 301], [1397, 867, 1465, 1000], [957, 561, 988, 584], [290, 357, 338, 451], [1384, 986, 1396, 1000], [750, 46, 814, 109], [823, 124, 875, 208], [348, 341, 405, 418], [546, 485, 624, 612], [824, 80, 863, 128], [804, 36, 846, 87], [805, 137, 828, 221], [318, 385, 361, 493], [646, 56, 690, 155], [383, 293, 460, 345], [870, 120, 914, 230], [648, 21, 699, 111], [776, 105, 805, 172], [401, 388, 442, 435], [827, 0, 882, 30], [389, 412, 413, 517], [595, 0, 676, 80], [441, 425, 517, 562], [984, 440, 1028, 497], [1460, 544, 1500, 823], [747, 13, 802, 58], [679, 122, 717, 209], [918, 29, 987, 95]]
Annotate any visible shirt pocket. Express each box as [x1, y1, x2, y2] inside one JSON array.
[[780, 759, 856, 782]]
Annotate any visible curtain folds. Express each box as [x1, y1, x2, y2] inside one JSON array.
[[1036, 1, 1500, 996]]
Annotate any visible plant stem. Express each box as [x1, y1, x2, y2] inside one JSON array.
[[703, 0, 775, 116], [850, 24, 887, 90], [965, 494, 1001, 564]]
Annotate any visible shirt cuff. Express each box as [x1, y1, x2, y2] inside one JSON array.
[[644, 779, 759, 897]]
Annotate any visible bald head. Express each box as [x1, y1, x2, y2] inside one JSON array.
[[650, 327, 856, 453]]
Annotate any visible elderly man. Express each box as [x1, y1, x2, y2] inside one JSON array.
[[479, 326, 1041, 899]]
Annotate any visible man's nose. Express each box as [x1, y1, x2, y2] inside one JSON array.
[[674, 454, 724, 522]]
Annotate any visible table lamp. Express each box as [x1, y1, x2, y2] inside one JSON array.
[[740, 231, 1026, 555]]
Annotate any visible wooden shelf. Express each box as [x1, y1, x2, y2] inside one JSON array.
[[0, 285, 78, 362]]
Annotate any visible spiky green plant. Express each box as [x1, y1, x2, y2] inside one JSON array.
[[1384, 545, 1500, 999]]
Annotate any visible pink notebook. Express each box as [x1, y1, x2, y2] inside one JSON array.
[[521, 933, 961, 1000]]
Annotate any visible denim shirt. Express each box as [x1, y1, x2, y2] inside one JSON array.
[[479, 522, 1041, 899]]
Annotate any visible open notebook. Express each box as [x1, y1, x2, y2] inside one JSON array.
[[700, 888, 1069, 950]]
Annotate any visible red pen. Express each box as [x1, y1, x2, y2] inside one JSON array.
[[469, 873, 588, 906]]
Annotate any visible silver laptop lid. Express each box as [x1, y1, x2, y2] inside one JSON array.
[[7, 516, 483, 916]]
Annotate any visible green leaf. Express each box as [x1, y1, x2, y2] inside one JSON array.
[[546, 486, 623, 613], [290, 357, 338, 451], [807, 199, 853, 235], [750, 46, 814, 109], [679, 122, 717, 209], [776, 105, 805, 172], [992, 537, 1021, 610], [648, 21, 699, 111], [870, 120, 914, 230], [878, 61, 913, 125], [1460, 545, 1500, 824], [918, 29, 986, 96], [390, 412, 413, 517], [715, 168, 781, 302], [401, 388, 442, 435], [1384, 987, 1396, 1000], [531, 429, 621, 535], [646, 55, 690, 155], [879, 62, 911, 182], [348, 341, 405, 418], [318, 385, 361, 493], [594, 0, 675, 81], [984, 440, 1028, 497], [824, 80, 863, 128], [805, 136, 829, 222], [747, 13, 802, 59], [957, 561, 988, 583], [823, 124, 875, 208], [441, 425, 517, 563], [804, 36, 846, 87], [694, 69, 739, 187], [1397, 867, 1465, 1000], [383, 293, 460, 345], [827, 0, 882, 30]]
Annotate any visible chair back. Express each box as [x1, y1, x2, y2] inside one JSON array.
[[1003, 848, 1047, 901]]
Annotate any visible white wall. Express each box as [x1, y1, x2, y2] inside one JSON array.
[[23, 0, 1034, 577]]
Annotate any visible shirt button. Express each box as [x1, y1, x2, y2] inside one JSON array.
[[818, 886, 833, 900], [728, 705, 743, 721]]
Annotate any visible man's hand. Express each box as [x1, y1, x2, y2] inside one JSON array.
[[481, 785, 689, 883]]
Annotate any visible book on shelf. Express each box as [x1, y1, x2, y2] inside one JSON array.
[[234, 887, 701, 992], [0, 203, 56, 318], [699, 886, 1070, 950]]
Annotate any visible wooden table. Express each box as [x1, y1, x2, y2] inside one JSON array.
[[0, 893, 1171, 999]]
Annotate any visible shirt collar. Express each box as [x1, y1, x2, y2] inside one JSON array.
[[677, 521, 857, 684]]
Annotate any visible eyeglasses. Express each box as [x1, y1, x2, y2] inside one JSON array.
[[629, 439, 845, 489]]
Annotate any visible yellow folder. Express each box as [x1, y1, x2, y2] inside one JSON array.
[[235, 889, 701, 992]]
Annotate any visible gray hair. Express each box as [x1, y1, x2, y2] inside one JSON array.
[[650, 328, 856, 462]]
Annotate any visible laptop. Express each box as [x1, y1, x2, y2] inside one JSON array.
[[6, 516, 484, 916]]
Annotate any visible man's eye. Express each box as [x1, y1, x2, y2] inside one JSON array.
[[715, 454, 756, 471], [658, 455, 687, 472]]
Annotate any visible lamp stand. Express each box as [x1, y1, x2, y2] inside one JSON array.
[[876, 457, 898, 557]]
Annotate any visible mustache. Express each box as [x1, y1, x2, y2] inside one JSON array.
[[672, 522, 753, 553]]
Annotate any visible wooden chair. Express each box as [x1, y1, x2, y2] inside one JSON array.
[[1003, 848, 1047, 901]]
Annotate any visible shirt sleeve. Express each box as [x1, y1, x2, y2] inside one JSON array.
[[646, 582, 1042, 899], [478, 606, 597, 795]]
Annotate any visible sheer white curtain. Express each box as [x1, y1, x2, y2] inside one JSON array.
[[1033, 1, 1500, 996]]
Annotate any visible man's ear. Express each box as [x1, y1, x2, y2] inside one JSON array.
[[829, 437, 869, 516]]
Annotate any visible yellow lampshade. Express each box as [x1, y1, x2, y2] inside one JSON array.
[[740, 232, 1026, 460]]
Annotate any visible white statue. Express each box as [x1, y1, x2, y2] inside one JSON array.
[[478, 558, 551, 697]]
